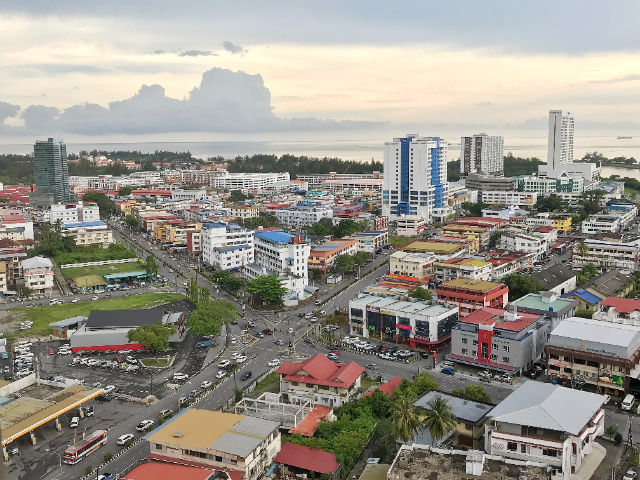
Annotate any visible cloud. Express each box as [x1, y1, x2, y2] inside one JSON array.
[[0, 102, 20, 122], [590, 73, 640, 84], [3, 67, 383, 135], [177, 50, 218, 57], [153, 50, 164, 54], [221, 41, 247, 56]]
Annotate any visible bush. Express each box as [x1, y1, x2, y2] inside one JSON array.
[[615, 432, 623, 444], [124, 439, 132, 448], [158, 417, 165, 425], [85, 466, 93, 475], [104, 452, 113, 462]]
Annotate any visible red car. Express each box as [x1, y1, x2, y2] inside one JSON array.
[[262, 329, 273, 335], [329, 349, 340, 355], [49, 348, 55, 355]]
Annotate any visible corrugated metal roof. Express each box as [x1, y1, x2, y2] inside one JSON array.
[[230, 416, 279, 438], [415, 391, 493, 423], [209, 432, 262, 457], [550, 317, 640, 350]]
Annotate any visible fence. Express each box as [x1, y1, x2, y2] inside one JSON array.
[[59, 258, 140, 268]]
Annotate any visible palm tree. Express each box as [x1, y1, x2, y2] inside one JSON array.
[[390, 395, 421, 443], [420, 395, 457, 446], [576, 239, 589, 257], [53, 218, 64, 233]]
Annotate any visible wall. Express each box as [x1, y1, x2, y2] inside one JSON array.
[[59, 258, 139, 268], [0, 373, 36, 396]]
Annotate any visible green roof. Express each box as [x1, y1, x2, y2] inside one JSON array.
[[513, 293, 575, 313]]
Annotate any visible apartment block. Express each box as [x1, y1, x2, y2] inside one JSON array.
[[437, 278, 509, 316], [389, 251, 434, 279], [50, 201, 101, 224], [460, 133, 504, 177], [571, 239, 640, 271], [308, 239, 357, 276], [275, 206, 333, 228], [202, 222, 254, 271], [432, 257, 493, 283], [22, 256, 54, 295], [63, 221, 113, 247]]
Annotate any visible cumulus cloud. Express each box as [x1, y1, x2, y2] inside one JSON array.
[[221, 41, 248, 56], [177, 50, 218, 57], [0, 102, 20, 123], [1, 68, 383, 135]]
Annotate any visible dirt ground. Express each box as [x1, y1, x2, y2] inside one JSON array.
[[0, 309, 25, 337]]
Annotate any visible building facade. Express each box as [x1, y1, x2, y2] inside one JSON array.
[[63, 221, 113, 247], [396, 215, 426, 236], [201, 222, 254, 271], [571, 239, 640, 271], [437, 278, 509, 316], [50, 201, 101, 224], [389, 251, 434, 279], [460, 133, 504, 177], [34, 138, 70, 204], [275, 206, 333, 228], [432, 258, 493, 283], [22, 256, 54, 295]]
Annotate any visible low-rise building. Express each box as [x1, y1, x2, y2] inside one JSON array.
[[484, 381, 606, 480], [274, 443, 340, 480], [481, 191, 538, 208], [344, 231, 388, 254], [389, 251, 434, 279], [402, 240, 467, 262], [22, 256, 54, 295], [308, 239, 357, 276], [484, 249, 536, 280], [571, 239, 640, 271], [348, 295, 459, 349], [276, 354, 365, 407], [581, 214, 621, 235], [432, 257, 493, 283], [481, 205, 516, 219], [396, 215, 425, 236], [63, 221, 113, 247], [464, 173, 516, 194], [498, 232, 548, 260], [202, 222, 254, 271], [50, 201, 100, 224], [229, 204, 260, 219], [275, 206, 333, 228], [437, 278, 509, 317], [512, 292, 578, 330], [147, 409, 281, 480], [546, 317, 640, 397], [532, 265, 577, 296], [593, 297, 640, 326], [447, 305, 548, 374]]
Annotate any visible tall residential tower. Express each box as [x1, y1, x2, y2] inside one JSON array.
[[34, 138, 70, 203], [546, 110, 574, 171], [460, 133, 504, 177], [382, 134, 448, 221]]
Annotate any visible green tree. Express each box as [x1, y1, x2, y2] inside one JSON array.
[[307, 221, 331, 237], [126, 323, 177, 359], [420, 395, 457, 446], [334, 254, 355, 274], [246, 274, 288, 304], [407, 286, 432, 301], [363, 388, 393, 420], [503, 273, 542, 301], [452, 384, 492, 403], [578, 189, 606, 215], [535, 195, 567, 213], [489, 231, 504, 248], [605, 425, 619, 439], [82, 191, 118, 218], [118, 185, 135, 196], [390, 395, 422, 443], [124, 214, 141, 231], [411, 372, 440, 396], [234, 388, 244, 403], [145, 254, 159, 278], [228, 190, 247, 202], [310, 268, 323, 282], [353, 252, 369, 267], [581, 263, 598, 279], [187, 278, 199, 304], [53, 218, 65, 233], [18, 286, 33, 298], [575, 239, 589, 257], [461, 201, 486, 217], [334, 219, 363, 238], [188, 298, 237, 337]]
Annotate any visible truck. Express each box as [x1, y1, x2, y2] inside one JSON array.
[[195, 340, 213, 349]]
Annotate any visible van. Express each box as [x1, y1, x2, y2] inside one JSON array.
[[622, 394, 635, 411]]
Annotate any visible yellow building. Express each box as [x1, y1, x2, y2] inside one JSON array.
[[441, 224, 491, 246], [401, 240, 467, 261], [436, 232, 480, 254], [551, 215, 572, 232]]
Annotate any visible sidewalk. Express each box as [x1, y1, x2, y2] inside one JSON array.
[[203, 324, 228, 367]]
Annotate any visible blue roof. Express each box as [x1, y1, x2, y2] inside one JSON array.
[[254, 230, 293, 244], [64, 221, 106, 228], [561, 288, 603, 305]]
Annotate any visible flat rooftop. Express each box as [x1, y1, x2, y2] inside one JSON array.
[[414, 391, 493, 423], [440, 278, 504, 292], [514, 293, 576, 312], [402, 241, 464, 254]]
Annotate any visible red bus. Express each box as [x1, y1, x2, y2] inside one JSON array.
[[62, 430, 107, 464]]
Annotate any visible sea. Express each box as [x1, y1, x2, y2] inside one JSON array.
[[1, 135, 639, 177]]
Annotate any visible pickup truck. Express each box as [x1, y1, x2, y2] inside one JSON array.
[[195, 340, 213, 349]]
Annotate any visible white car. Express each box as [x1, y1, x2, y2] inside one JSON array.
[[88, 359, 100, 366], [216, 370, 227, 379], [201, 380, 212, 389], [267, 359, 281, 367], [126, 364, 139, 372], [117, 433, 134, 446], [218, 360, 231, 368], [71, 298, 79, 303], [173, 372, 189, 381], [136, 420, 154, 431], [230, 352, 243, 360], [70, 417, 79, 428], [118, 349, 133, 355], [91, 296, 99, 301], [58, 349, 72, 355], [235, 355, 248, 363], [103, 385, 116, 394]]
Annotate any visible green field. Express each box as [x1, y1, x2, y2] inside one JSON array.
[[9, 292, 184, 340], [388, 235, 416, 248], [255, 372, 280, 392], [60, 261, 145, 280]]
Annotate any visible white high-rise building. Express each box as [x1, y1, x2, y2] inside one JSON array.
[[382, 134, 449, 221], [201, 222, 254, 271], [547, 110, 574, 170], [460, 133, 504, 177]]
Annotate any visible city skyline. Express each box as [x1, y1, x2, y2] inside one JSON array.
[[1, 1, 640, 142]]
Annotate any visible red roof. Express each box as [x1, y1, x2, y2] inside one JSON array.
[[458, 307, 542, 332], [600, 297, 640, 313], [120, 461, 217, 480], [288, 405, 333, 436], [362, 377, 403, 398], [274, 443, 340, 474], [533, 226, 554, 233], [275, 354, 365, 388], [145, 454, 243, 480]]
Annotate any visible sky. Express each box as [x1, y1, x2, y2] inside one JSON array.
[[1, 1, 640, 143]]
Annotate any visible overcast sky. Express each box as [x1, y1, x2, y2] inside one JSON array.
[[1, 1, 640, 142]]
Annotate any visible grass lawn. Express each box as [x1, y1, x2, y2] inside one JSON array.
[[60, 261, 145, 280], [361, 375, 380, 393], [140, 357, 173, 368], [255, 372, 280, 392], [388, 235, 416, 248], [9, 292, 184, 341]]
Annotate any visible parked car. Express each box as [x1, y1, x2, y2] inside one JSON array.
[[216, 370, 226, 379], [240, 371, 252, 381], [267, 359, 281, 367], [136, 420, 154, 431], [70, 417, 79, 428], [117, 433, 134, 446], [103, 385, 116, 394], [49, 348, 55, 355], [173, 372, 189, 381], [71, 298, 79, 303], [366, 363, 378, 370], [218, 360, 231, 368], [262, 329, 273, 335], [440, 367, 455, 375], [235, 355, 248, 363], [159, 409, 173, 419], [201, 380, 212, 389], [274, 339, 285, 346], [91, 296, 99, 301]]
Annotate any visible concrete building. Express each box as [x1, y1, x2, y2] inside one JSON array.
[[545, 110, 575, 171], [571, 239, 640, 271], [308, 239, 357, 276], [171, 189, 208, 201], [516, 171, 584, 194], [581, 214, 621, 235], [498, 232, 548, 260], [532, 265, 576, 296], [448, 305, 548, 374], [546, 317, 640, 397], [34, 137, 70, 204], [202, 222, 254, 271], [464, 173, 515, 195], [382, 134, 449, 221], [296, 172, 382, 187], [344, 231, 388, 254], [402, 240, 467, 262], [437, 278, 509, 317], [349, 294, 459, 350], [481, 205, 517, 219], [22, 256, 54, 295], [274, 206, 333, 228], [460, 133, 504, 177], [432, 257, 493, 283], [276, 354, 365, 407], [212, 172, 291, 190], [147, 409, 281, 480], [50, 201, 101, 224], [512, 292, 578, 331], [484, 381, 606, 480], [63, 221, 113, 247], [389, 251, 434, 279], [229, 204, 260, 219], [593, 297, 640, 326], [481, 190, 538, 208], [395, 215, 425, 236]]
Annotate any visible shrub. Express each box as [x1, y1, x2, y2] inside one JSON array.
[[124, 439, 132, 448], [104, 452, 113, 462], [159, 417, 165, 425], [615, 432, 623, 444], [85, 466, 93, 475]]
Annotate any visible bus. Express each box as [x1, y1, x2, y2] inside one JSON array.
[[62, 430, 107, 464]]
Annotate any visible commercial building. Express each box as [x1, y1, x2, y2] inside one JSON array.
[[202, 222, 254, 271], [448, 305, 548, 374], [593, 297, 640, 326], [512, 292, 578, 330], [460, 133, 504, 177], [321, 178, 383, 193], [274, 206, 333, 228], [401, 240, 467, 262], [532, 265, 576, 296], [464, 173, 515, 195], [22, 256, 54, 295], [212, 172, 291, 190], [344, 231, 388, 254], [382, 134, 449, 221], [50, 201, 101, 225], [546, 317, 640, 397], [228, 204, 260, 219], [437, 278, 509, 317], [516, 171, 584, 194], [34, 138, 70, 204], [297, 172, 382, 187], [349, 294, 459, 350], [63, 221, 113, 247], [498, 232, 548, 260], [481, 190, 538, 207], [485, 249, 536, 279], [395, 215, 425, 236], [147, 409, 281, 480], [581, 214, 621, 235], [484, 381, 606, 480], [389, 251, 434, 279], [432, 257, 493, 283], [274, 443, 340, 480], [308, 239, 357, 276], [276, 354, 365, 407], [571, 239, 640, 271], [0, 212, 34, 241]]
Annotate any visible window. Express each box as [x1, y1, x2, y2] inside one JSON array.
[[472, 339, 478, 346], [215, 455, 223, 462], [521, 444, 527, 453], [472, 350, 477, 357], [502, 357, 509, 363], [492, 343, 499, 350], [491, 354, 497, 361], [503, 345, 510, 352], [507, 442, 517, 451], [550, 353, 559, 360], [156, 444, 162, 451], [461, 337, 468, 344], [291, 381, 298, 386], [542, 449, 558, 457], [563, 356, 571, 362], [461, 348, 468, 355], [306, 383, 314, 388]]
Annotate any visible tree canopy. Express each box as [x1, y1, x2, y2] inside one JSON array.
[[125, 214, 141, 231], [419, 395, 457, 446], [334, 254, 355, 273], [535, 195, 568, 213], [407, 286, 432, 301], [246, 274, 288, 304], [452, 384, 492, 403], [503, 273, 542, 301], [228, 190, 247, 202], [126, 323, 177, 358], [210, 269, 244, 293], [188, 297, 238, 337], [82, 191, 118, 218], [578, 189, 607, 215], [145, 254, 159, 277]]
